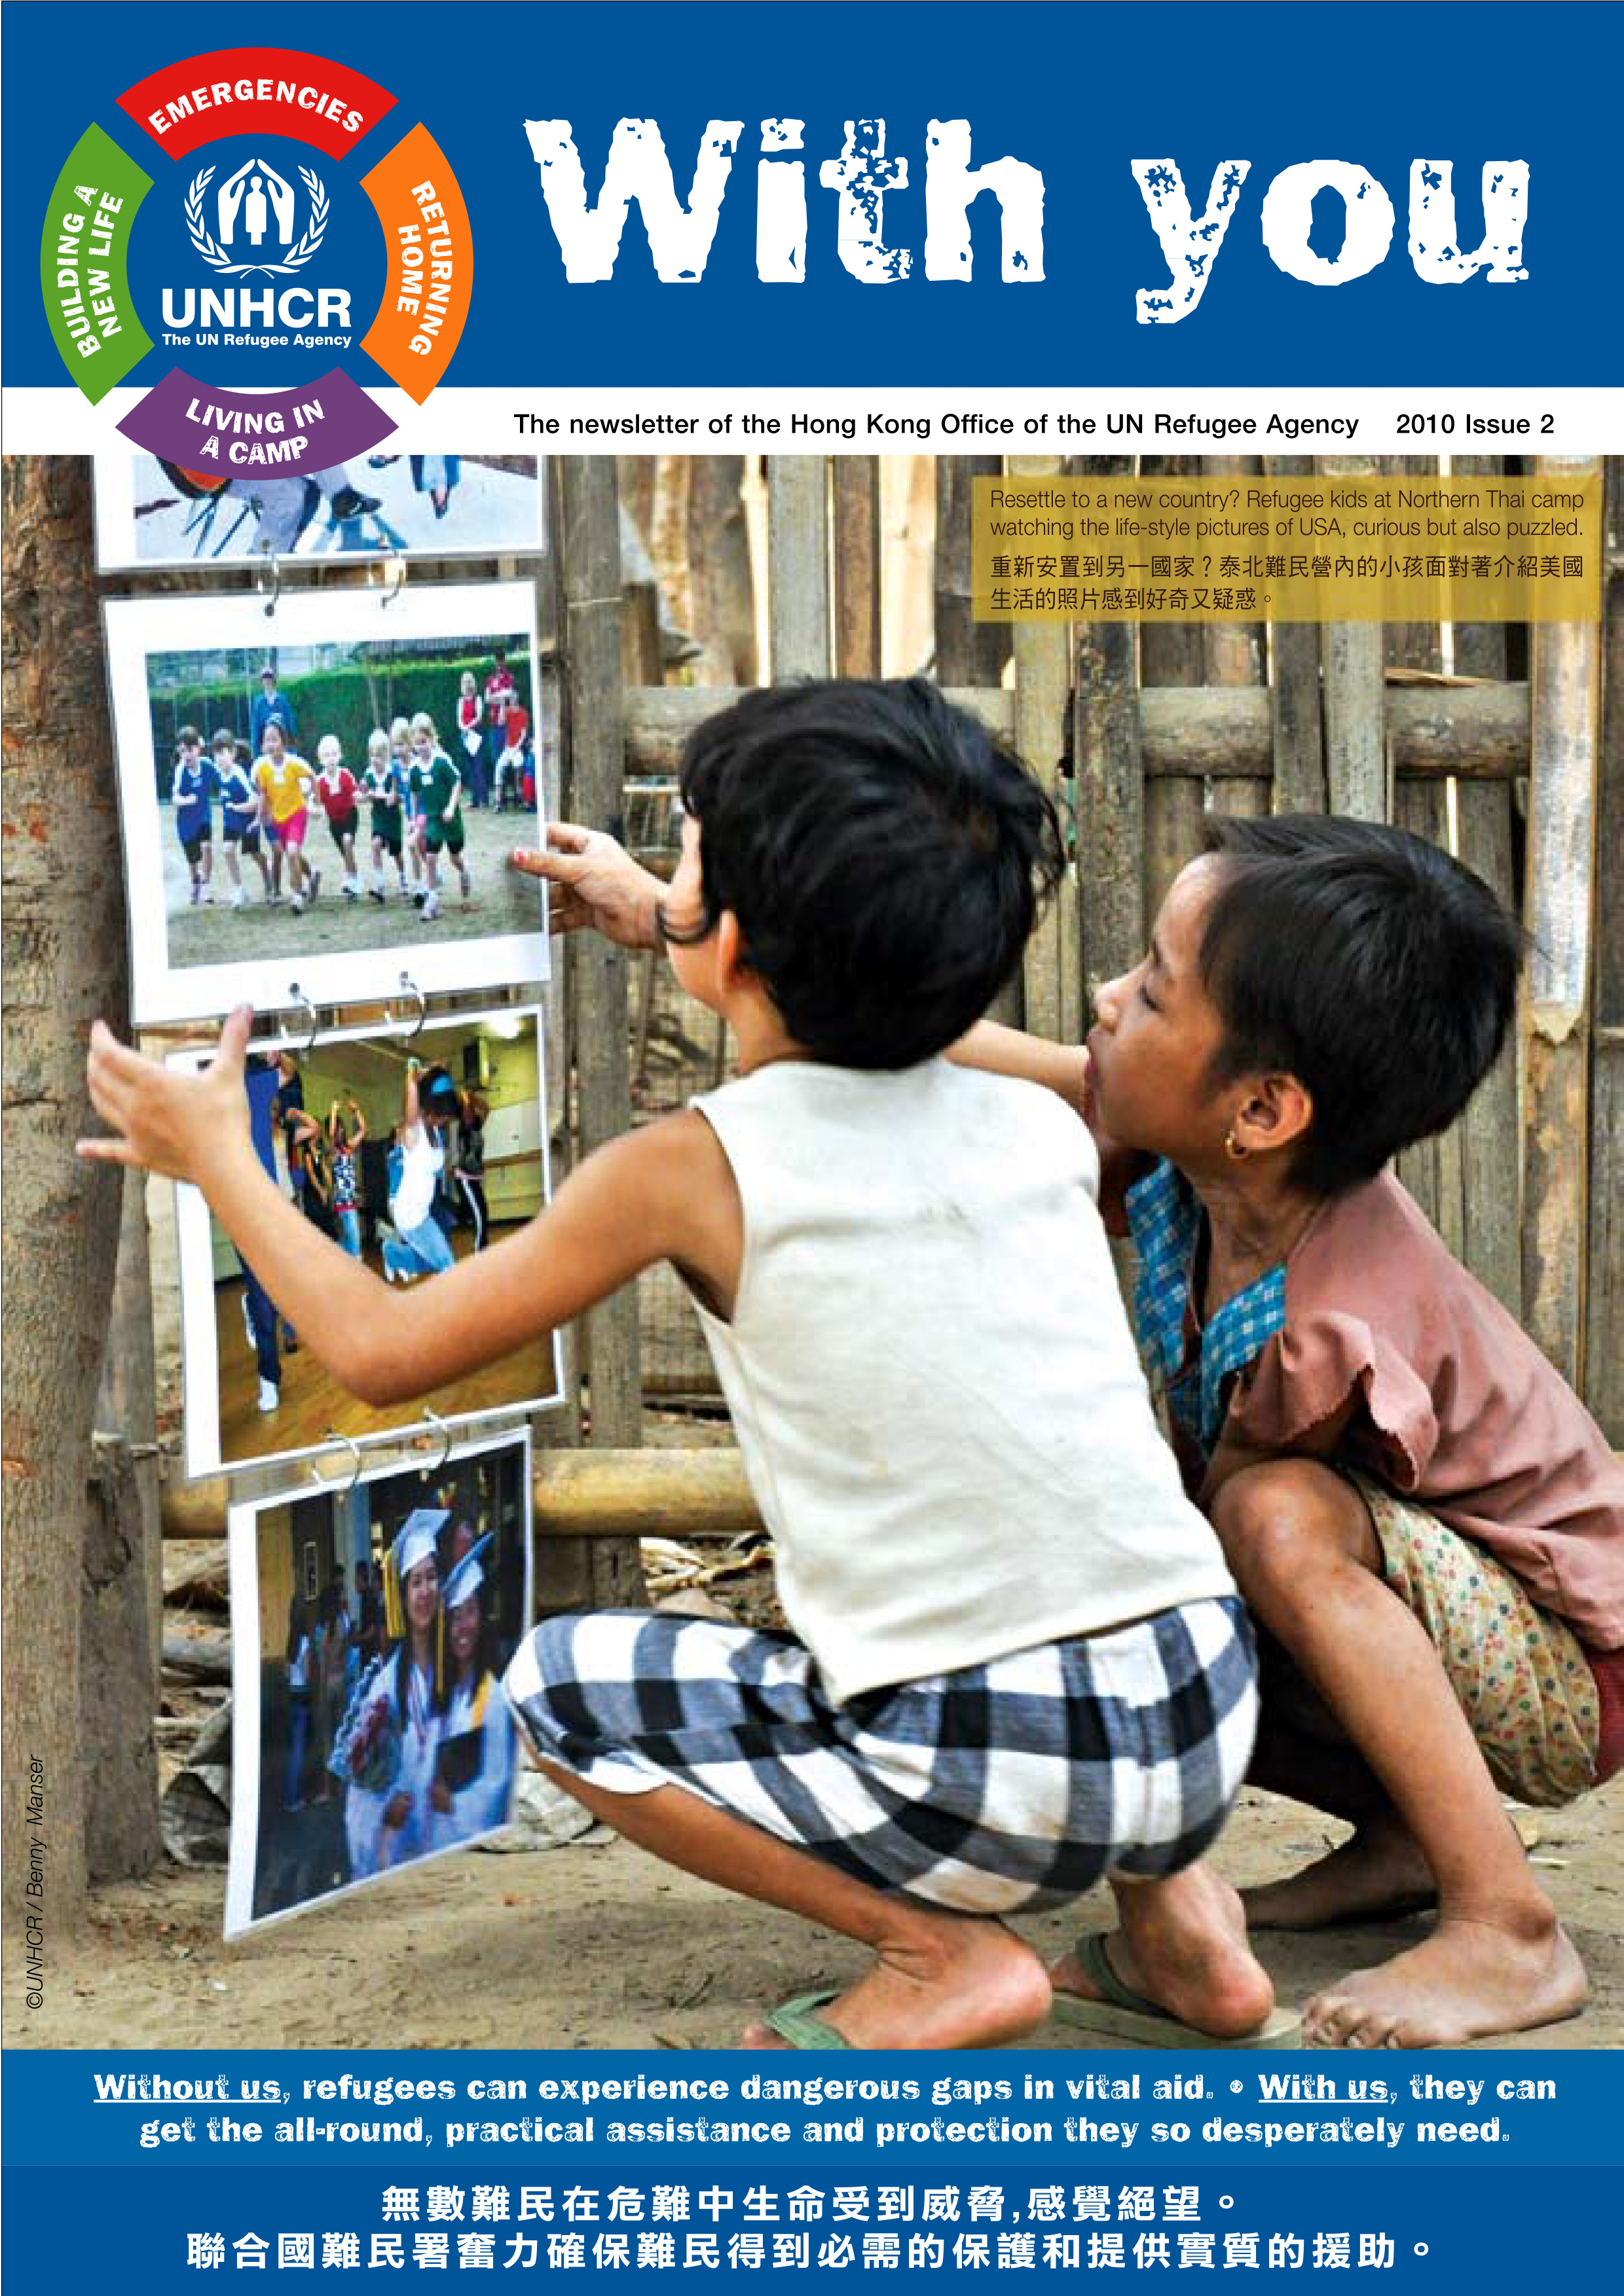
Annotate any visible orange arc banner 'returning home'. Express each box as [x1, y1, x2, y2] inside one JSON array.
[[361, 124, 472, 403]]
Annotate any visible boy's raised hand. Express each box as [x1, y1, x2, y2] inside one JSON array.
[[80, 1004, 255, 1186], [510, 822, 665, 951]]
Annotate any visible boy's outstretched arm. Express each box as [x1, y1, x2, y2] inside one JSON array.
[[81, 1008, 738, 1408]]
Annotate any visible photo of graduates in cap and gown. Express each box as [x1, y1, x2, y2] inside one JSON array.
[[227, 1434, 530, 1933]]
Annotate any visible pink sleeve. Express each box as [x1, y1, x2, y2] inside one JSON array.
[[1228, 1310, 1440, 1491]]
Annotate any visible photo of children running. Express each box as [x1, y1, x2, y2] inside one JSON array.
[[106, 598, 551, 1000]]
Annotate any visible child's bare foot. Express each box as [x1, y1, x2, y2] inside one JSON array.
[[1244, 1810, 1437, 1931], [1304, 1911, 1587, 2048], [740, 1916, 1051, 2050], [1052, 1863, 1278, 2038]]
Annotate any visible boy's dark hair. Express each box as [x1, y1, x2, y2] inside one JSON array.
[[671, 678, 1063, 1069], [1199, 814, 1523, 1195]]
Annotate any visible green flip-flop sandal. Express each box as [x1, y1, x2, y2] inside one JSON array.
[[764, 1989, 853, 2049], [1053, 1934, 1302, 2049]]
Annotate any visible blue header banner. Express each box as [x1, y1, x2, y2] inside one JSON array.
[[7, 0, 1620, 392]]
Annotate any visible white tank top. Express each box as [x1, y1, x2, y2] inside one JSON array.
[[691, 1059, 1236, 1704], [392, 1123, 444, 1232]]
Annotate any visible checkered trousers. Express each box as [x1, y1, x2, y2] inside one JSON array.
[[504, 1598, 1257, 1915]]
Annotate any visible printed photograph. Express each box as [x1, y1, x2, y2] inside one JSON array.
[[226, 1430, 532, 1933], [174, 1006, 564, 1474], [103, 582, 551, 1022], [94, 452, 545, 568]]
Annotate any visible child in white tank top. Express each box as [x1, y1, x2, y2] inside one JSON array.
[[84, 678, 1289, 2052]]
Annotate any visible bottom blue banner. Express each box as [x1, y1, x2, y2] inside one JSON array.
[[6, 2046, 1619, 2290]]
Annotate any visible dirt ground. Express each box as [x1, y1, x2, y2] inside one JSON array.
[[162, 805, 545, 972], [12, 1782, 1619, 2053]]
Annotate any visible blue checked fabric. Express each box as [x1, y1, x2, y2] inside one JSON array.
[[506, 1601, 1257, 1914], [1126, 1158, 1287, 1455]]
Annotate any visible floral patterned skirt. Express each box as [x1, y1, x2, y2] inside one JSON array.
[[1352, 1472, 1600, 1806]]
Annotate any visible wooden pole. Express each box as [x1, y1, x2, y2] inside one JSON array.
[[1449, 455, 1523, 1319], [1, 457, 128, 1934], [162, 1449, 764, 1545], [1395, 771, 1466, 1254], [932, 459, 1010, 1033], [1388, 458, 1461, 1249], [555, 456, 644, 1607], [1073, 619, 1145, 1001], [1522, 457, 1604, 1387], [766, 458, 831, 680], [535, 1449, 758, 1540], [616, 454, 656, 546], [1265, 456, 1328, 814], [650, 454, 695, 638], [1379, 454, 1444, 676], [687, 458, 757, 687], [1140, 462, 1209, 926], [1007, 455, 1073, 1042], [622, 680, 1531, 782], [1269, 620, 1329, 814], [1320, 626, 1386, 817], [934, 456, 1009, 690], [939, 452, 1011, 1070], [621, 579, 663, 688], [84, 1174, 164, 1884], [1318, 454, 1386, 820], [1190, 462, 1275, 943], [832, 458, 882, 679], [1202, 454, 1270, 821]]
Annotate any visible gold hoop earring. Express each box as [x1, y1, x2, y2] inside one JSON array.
[[1224, 1127, 1249, 1163]]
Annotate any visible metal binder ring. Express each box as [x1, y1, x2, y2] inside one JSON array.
[[285, 985, 320, 1057], [308, 1429, 365, 1497], [389, 974, 427, 1041], [419, 1409, 454, 1481]]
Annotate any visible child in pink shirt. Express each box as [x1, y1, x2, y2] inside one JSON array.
[[961, 814, 1621, 2049]]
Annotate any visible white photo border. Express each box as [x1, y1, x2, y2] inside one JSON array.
[[103, 579, 550, 1025], [225, 1423, 535, 1939], [172, 1000, 564, 1479]]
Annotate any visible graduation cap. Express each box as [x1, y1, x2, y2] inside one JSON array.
[[443, 1532, 494, 1614], [382, 1508, 449, 1641]]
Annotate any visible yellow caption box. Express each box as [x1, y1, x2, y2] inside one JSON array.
[[971, 469, 1602, 624]]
